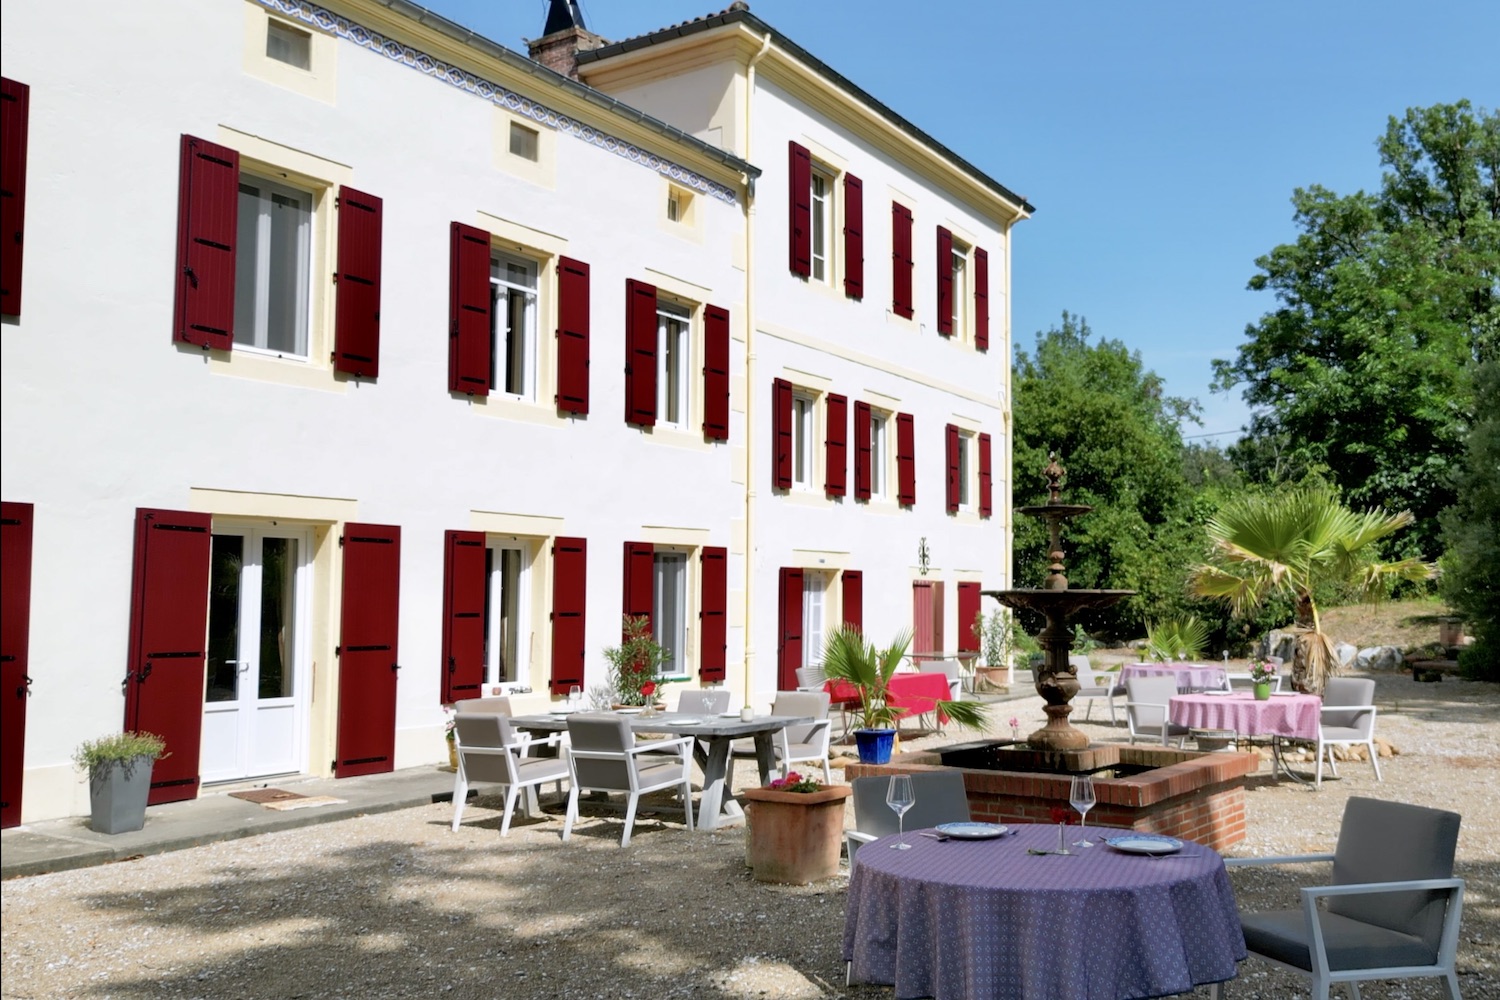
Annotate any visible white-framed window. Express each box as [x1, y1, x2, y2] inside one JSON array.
[[951, 240, 970, 339], [810, 169, 833, 283], [484, 544, 530, 685], [870, 411, 889, 498], [653, 552, 690, 678], [266, 20, 312, 70], [792, 393, 816, 489], [958, 431, 973, 509], [490, 252, 538, 398], [803, 572, 826, 669], [509, 122, 539, 162], [657, 300, 691, 428], [234, 175, 312, 359]]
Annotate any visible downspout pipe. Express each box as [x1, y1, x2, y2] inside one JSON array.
[[742, 29, 772, 703]]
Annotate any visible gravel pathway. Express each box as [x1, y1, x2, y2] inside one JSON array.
[[4, 671, 1497, 1000]]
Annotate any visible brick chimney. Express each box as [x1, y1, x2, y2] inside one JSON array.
[[527, 0, 607, 81]]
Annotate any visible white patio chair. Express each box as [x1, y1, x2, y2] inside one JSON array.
[[1316, 677, 1381, 789], [1071, 654, 1122, 724], [731, 690, 832, 783], [845, 772, 970, 864], [450, 713, 569, 836], [1124, 675, 1189, 747], [1213, 796, 1463, 1000], [562, 713, 694, 847], [676, 689, 730, 714]]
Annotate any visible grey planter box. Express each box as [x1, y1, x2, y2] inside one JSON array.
[[89, 756, 156, 834]]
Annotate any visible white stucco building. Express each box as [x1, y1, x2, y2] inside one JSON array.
[[0, 0, 1031, 824]]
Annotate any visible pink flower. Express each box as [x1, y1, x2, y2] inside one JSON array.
[[1008, 717, 1020, 729]]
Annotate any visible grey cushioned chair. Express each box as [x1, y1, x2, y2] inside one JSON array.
[[1316, 677, 1381, 789], [676, 689, 731, 715], [731, 690, 832, 783], [1125, 674, 1189, 747], [453, 696, 513, 715], [845, 772, 970, 863], [1214, 796, 1464, 1000], [450, 713, 569, 836], [563, 713, 694, 847]]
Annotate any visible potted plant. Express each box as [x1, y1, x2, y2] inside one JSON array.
[[72, 731, 168, 834], [1248, 657, 1278, 700], [742, 770, 852, 884], [821, 626, 988, 764], [603, 614, 671, 708]]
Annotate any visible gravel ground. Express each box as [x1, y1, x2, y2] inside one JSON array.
[[4, 670, 1497, 1000]]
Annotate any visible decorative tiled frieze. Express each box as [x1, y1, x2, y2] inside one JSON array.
[[256, 0, 739, 204]]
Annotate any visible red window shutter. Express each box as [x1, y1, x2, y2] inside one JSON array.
[[891, 203, 913, 319], [974, 247, 990, 351], [624, 278, 658, 427], [853, 400, 872, 500], [448, 222, 491, 396], [699, 546, 727, 682], [841, 569, 863, 634], [788, 142, 812, 277], [1, 501, 34, 828], [173, 135, 239, 350], [896, 411, 916, 506], [773, 377, 793, 489], [946, 423, 961, 513], [825, 393, 848, 497], [622, 541, 654, 628], [124, 508, 211, 804], [937, 226, 954, 337], [958, 582, 982, 654], [441, 530, 485, 704], [550, 536, 587, 693], [1, 78, 30, 317], [336, 523, 401, 778], [777, 567, 804, 691], [333, 186, 383, 377], [843, 173, 864, 299], [702, 304, 730, 440], [556, 256, 590, 414], [978, 432, 993, 519]]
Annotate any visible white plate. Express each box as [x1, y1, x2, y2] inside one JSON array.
[[669, 717, 701, 726], [934, 822, 1009, 840], [1270, 691, 1297, 697], [719, 712, 743, 718], [615, 707, 644, 715], [1201, 690, 1233, 696], [548, 707, 579, 715], [1106, 834, 1185, 855]]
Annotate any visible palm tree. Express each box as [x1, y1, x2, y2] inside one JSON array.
[[1189, 487, 1433, 694], [820, 626, 987, 732]]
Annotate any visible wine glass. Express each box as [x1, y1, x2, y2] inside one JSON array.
[[885, 775, 915, 850], [567, 685, 582, 709], [1070, 775, 1096, 847]]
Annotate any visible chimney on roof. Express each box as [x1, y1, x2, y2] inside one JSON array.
[[527, 0, 607, 81]]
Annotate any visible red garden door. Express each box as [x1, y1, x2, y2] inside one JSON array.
[[1, 502, 34, 827], [335, 523, 401, 778], [124, 508, 213, 805]]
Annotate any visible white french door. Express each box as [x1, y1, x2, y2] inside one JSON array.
[[201, 526, 312, 783]]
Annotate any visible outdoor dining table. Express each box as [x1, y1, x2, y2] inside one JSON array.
[[508, 710, 809, 832], [1122, 661, 1228, 693], [1169, 691, 1323, 782], [844, 823, 1244, 1000]]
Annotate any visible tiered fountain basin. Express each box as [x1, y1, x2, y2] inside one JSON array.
[[846, 743, 1259, 852]]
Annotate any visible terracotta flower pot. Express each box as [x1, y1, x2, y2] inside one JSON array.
[[742, 784, 852, 884]]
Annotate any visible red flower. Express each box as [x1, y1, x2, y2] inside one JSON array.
[[1049, 805, 1070, 825], [640, 681, 657, 697]]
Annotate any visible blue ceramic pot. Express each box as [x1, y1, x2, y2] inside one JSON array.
[[854, 728, 896, 764]]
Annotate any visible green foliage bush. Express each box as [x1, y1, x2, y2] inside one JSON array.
[[72, 731, 168, 781]]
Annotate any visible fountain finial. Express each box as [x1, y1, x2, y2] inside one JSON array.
[[1043, 452, 1066, 504]]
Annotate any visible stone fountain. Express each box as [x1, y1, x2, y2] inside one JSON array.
[[984, 454, 1134, 753]]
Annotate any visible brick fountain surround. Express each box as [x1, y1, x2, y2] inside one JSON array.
[[846, 743, 1259, 852]]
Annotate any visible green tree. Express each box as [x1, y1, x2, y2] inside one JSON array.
[[1189, 486, 1433, 694], [1440, 357, 1500, 680], [1215, 101, 1500, 556], [1012, 313, 1205, 638]]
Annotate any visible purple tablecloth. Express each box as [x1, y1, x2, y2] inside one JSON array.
[[843, 824, 1244, 1000], [1122, 663, 1227, 692], [1169, 692, 1322, 741]]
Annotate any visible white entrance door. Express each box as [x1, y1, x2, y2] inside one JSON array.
[[201, 527, 310, 783]]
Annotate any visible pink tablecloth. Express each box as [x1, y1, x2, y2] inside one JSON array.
[[824, 673, 949, 724], [1123, 663, 1227, 692], [1170, 691, 1322, 741]]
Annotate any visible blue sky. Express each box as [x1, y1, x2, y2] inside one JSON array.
[[422, 0, 1498, 442]]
